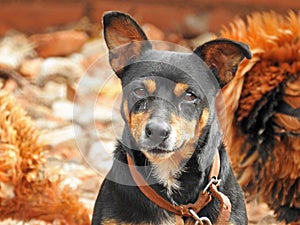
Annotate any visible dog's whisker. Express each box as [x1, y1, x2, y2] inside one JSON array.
[[169, 156, 176, 167], [147, 166, 156, 180]]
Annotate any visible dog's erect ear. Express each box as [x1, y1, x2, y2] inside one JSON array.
[[194, 38, 251, 88], [103, 11, 152, 75]]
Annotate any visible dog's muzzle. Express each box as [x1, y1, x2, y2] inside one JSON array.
[[140, 118, 176, 154], [145, 120, 171, 144]]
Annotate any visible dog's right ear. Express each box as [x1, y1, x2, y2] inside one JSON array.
[[194, 38, 251, 88], [103, 11, 152, 76]]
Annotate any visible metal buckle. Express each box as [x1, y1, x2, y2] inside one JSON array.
[[189, 209, 212, 225], [203, 176, 221, 193]]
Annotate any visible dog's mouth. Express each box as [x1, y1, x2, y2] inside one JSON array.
[[148, 148, 171, 155], [144, 141, 186, 156]]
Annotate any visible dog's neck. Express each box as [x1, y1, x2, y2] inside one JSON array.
[[150, 142, 196, 198], [122, 128, 212, 204]]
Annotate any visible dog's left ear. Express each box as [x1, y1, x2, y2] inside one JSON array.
[[103, 11, 152, 75], [194, 38, 252, 88]]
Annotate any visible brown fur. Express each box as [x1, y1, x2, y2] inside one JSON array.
[[144, 79, 156, 95]]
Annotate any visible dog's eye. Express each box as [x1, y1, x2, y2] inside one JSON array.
[[183, 92, 197, 102], [133, 88, 147, 98]]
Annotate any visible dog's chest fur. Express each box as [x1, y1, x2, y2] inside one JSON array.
[[150, 144, 196, 198], [152, 156, 184, 198]]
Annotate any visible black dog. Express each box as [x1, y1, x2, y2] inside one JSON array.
[[92, 11, 251, 225]]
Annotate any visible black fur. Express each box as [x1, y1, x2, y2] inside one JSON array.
[[92, 11, 251, 225]]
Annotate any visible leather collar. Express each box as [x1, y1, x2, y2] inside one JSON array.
[[127, 151, 232, 224]]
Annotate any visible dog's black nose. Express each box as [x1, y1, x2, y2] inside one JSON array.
[[145, 121, 170, 143]]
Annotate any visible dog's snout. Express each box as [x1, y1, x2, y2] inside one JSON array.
[[145, 121, 170, 143]]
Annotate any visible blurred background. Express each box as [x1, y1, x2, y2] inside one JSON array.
[[0, 1, 300, 225], [1, 0, 300, 37]]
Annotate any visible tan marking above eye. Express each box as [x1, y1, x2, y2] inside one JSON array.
[[143, 79, 156, 95], [173, 83, 189, 97], [170, 113, 197, 148]]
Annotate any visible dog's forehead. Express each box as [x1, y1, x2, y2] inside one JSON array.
[[140, 49, 205, 76], [122, 49, 219, 97]]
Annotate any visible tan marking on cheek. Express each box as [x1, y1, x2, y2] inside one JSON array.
[[170, 114, 197, 147], [129, 111, 151, 141], [143, 79, 156, 94], [173, 83, 189, 97], [183, 119, 197, 140], [169, 114, 198, 164], [196, 108, 210, 136], [170, 114, 183, 142]]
